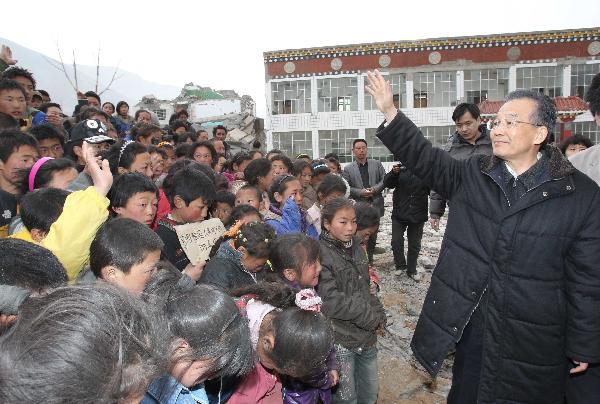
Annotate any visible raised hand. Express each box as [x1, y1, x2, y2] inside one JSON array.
[[184, 260, 206, 282], [82, 141, 113, 196], [0, 45, 17, 65], [366, 70, 397, 122]]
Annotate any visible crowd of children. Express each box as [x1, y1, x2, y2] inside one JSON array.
[[0, 54, 387, 404]]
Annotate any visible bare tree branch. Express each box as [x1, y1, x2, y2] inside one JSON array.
[[54, 43, 77, 91], [72, 50, 79, 90], [98, 60, 122, 96], [95, 44, 100, 93]]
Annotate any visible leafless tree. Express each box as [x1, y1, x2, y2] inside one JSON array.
[[44, 42, 122, 95]]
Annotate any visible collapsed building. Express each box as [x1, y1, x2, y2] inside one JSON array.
[[134, 83, 264, 150]]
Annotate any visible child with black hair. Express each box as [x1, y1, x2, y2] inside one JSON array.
[[175, 142, 192, 159], [354, 202, 383, 294], [316, 198, 386, 404], [269, 233, 322, 289], [293, 159, 316, 210], [0, 78, 27, 126], [212, 190, 235, 225], [13, 188, 68, 242], [131, 122, 161, 146], [244, 158, 274, 210], [235, 184, 263, 211], [158, 141, 176, 173], [10, 142, 112, 281], [109, 173, 159, 226], [0, 130, 38, 237], [200, 221, 275, 291], [0, 238, 67, 333], [28, 123, 65, 158], [0, 284, 167, 403], [20, 157, 77, 193], [148, 145, 166, 185], [306, 174, 348, 235], [85, 217, 164, 294], [141, 264, 254, 404], [264, 174, 318, 239], [225, 204, 262, 228], [187, 140, 217, 168], [229, 282, 338, 404], [157, 166, 216, 274], [270, 154, 293, 176], [104, 140, 152, 177]]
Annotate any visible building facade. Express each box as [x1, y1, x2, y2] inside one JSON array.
[[263, 28, 600, 164]]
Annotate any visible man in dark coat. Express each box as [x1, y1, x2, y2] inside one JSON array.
[[429, 103, 493, 231], [384, 163, 429, 281], [366, 70, 600, 404]]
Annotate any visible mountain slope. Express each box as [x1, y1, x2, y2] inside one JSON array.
[[0, 37, 181, 114]]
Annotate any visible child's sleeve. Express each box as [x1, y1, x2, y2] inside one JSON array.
[[41, 186, 109, 282], [278, 197, 302, 234]]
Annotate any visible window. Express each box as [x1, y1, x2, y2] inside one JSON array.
[[568, 121, 600, 144], [516, 66, 563, 97], [152, 109, 167, 120], [413, 71, 457, 108], [318, 129, 359, 163], [365, 129, 394, 162], [570, 63, 600, 98], [317, 77, 358, 112], [271, 131, 313, 158], [464, 69, 509, 104], [365, 73, 407, 110], [271, 80, 311, 115], [419, 126, 455, 148]]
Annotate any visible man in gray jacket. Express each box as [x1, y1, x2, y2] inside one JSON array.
[[343, 138, 386, 263], [429, 103, 492, 230]]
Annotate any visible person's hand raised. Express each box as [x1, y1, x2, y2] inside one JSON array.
[[82, 141, 113, 196], [0, 45, 17, 65], [366, 70, 397, 122]]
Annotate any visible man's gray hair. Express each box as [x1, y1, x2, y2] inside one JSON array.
[[506, 90, 557, 145]]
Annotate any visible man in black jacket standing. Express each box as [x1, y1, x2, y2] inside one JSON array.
[[367, 70, 600, 403], [384, 163, 429, 281], [429, 103, 492, 231]]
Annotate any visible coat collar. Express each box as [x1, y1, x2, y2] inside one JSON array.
[[479, 145, 576, 180]]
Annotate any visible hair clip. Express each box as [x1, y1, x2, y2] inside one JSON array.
[[117, 141, 134, 167], [295, 289, 322, 313]]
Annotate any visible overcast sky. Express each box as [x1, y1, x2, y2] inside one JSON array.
[[2, 0, 599, 117]]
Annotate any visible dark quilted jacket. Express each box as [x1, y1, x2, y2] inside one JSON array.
[[377, 111, 600, 403]]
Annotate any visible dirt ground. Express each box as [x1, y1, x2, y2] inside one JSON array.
[[374, 195, 452, 403]]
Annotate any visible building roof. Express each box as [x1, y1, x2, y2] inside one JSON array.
[[478, 96, 589, 121], [264, 28, 600, 61]]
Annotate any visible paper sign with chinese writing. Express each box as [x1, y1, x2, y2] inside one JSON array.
[[174, 218, 226, 265]]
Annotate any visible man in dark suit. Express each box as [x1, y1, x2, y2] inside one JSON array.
[[342, 138, 386, 263]]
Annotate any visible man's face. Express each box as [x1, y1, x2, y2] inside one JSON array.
[[86, 96, 100, 108], [215, 128, 227, 141], [455, 111, 481, 143], [0, 145, 39, 187], [352, 141, 368, 161], [137, 111, 151, 123], [0, 89, 26, 119], [13, 76, 33, 105], [38, 138, 64, 158], [490, 99, 547, 163]]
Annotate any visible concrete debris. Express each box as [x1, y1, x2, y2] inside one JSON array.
[[135, 83, 264, 149]]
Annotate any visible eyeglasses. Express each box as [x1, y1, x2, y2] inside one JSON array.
[[487, 118, 543, 131]]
